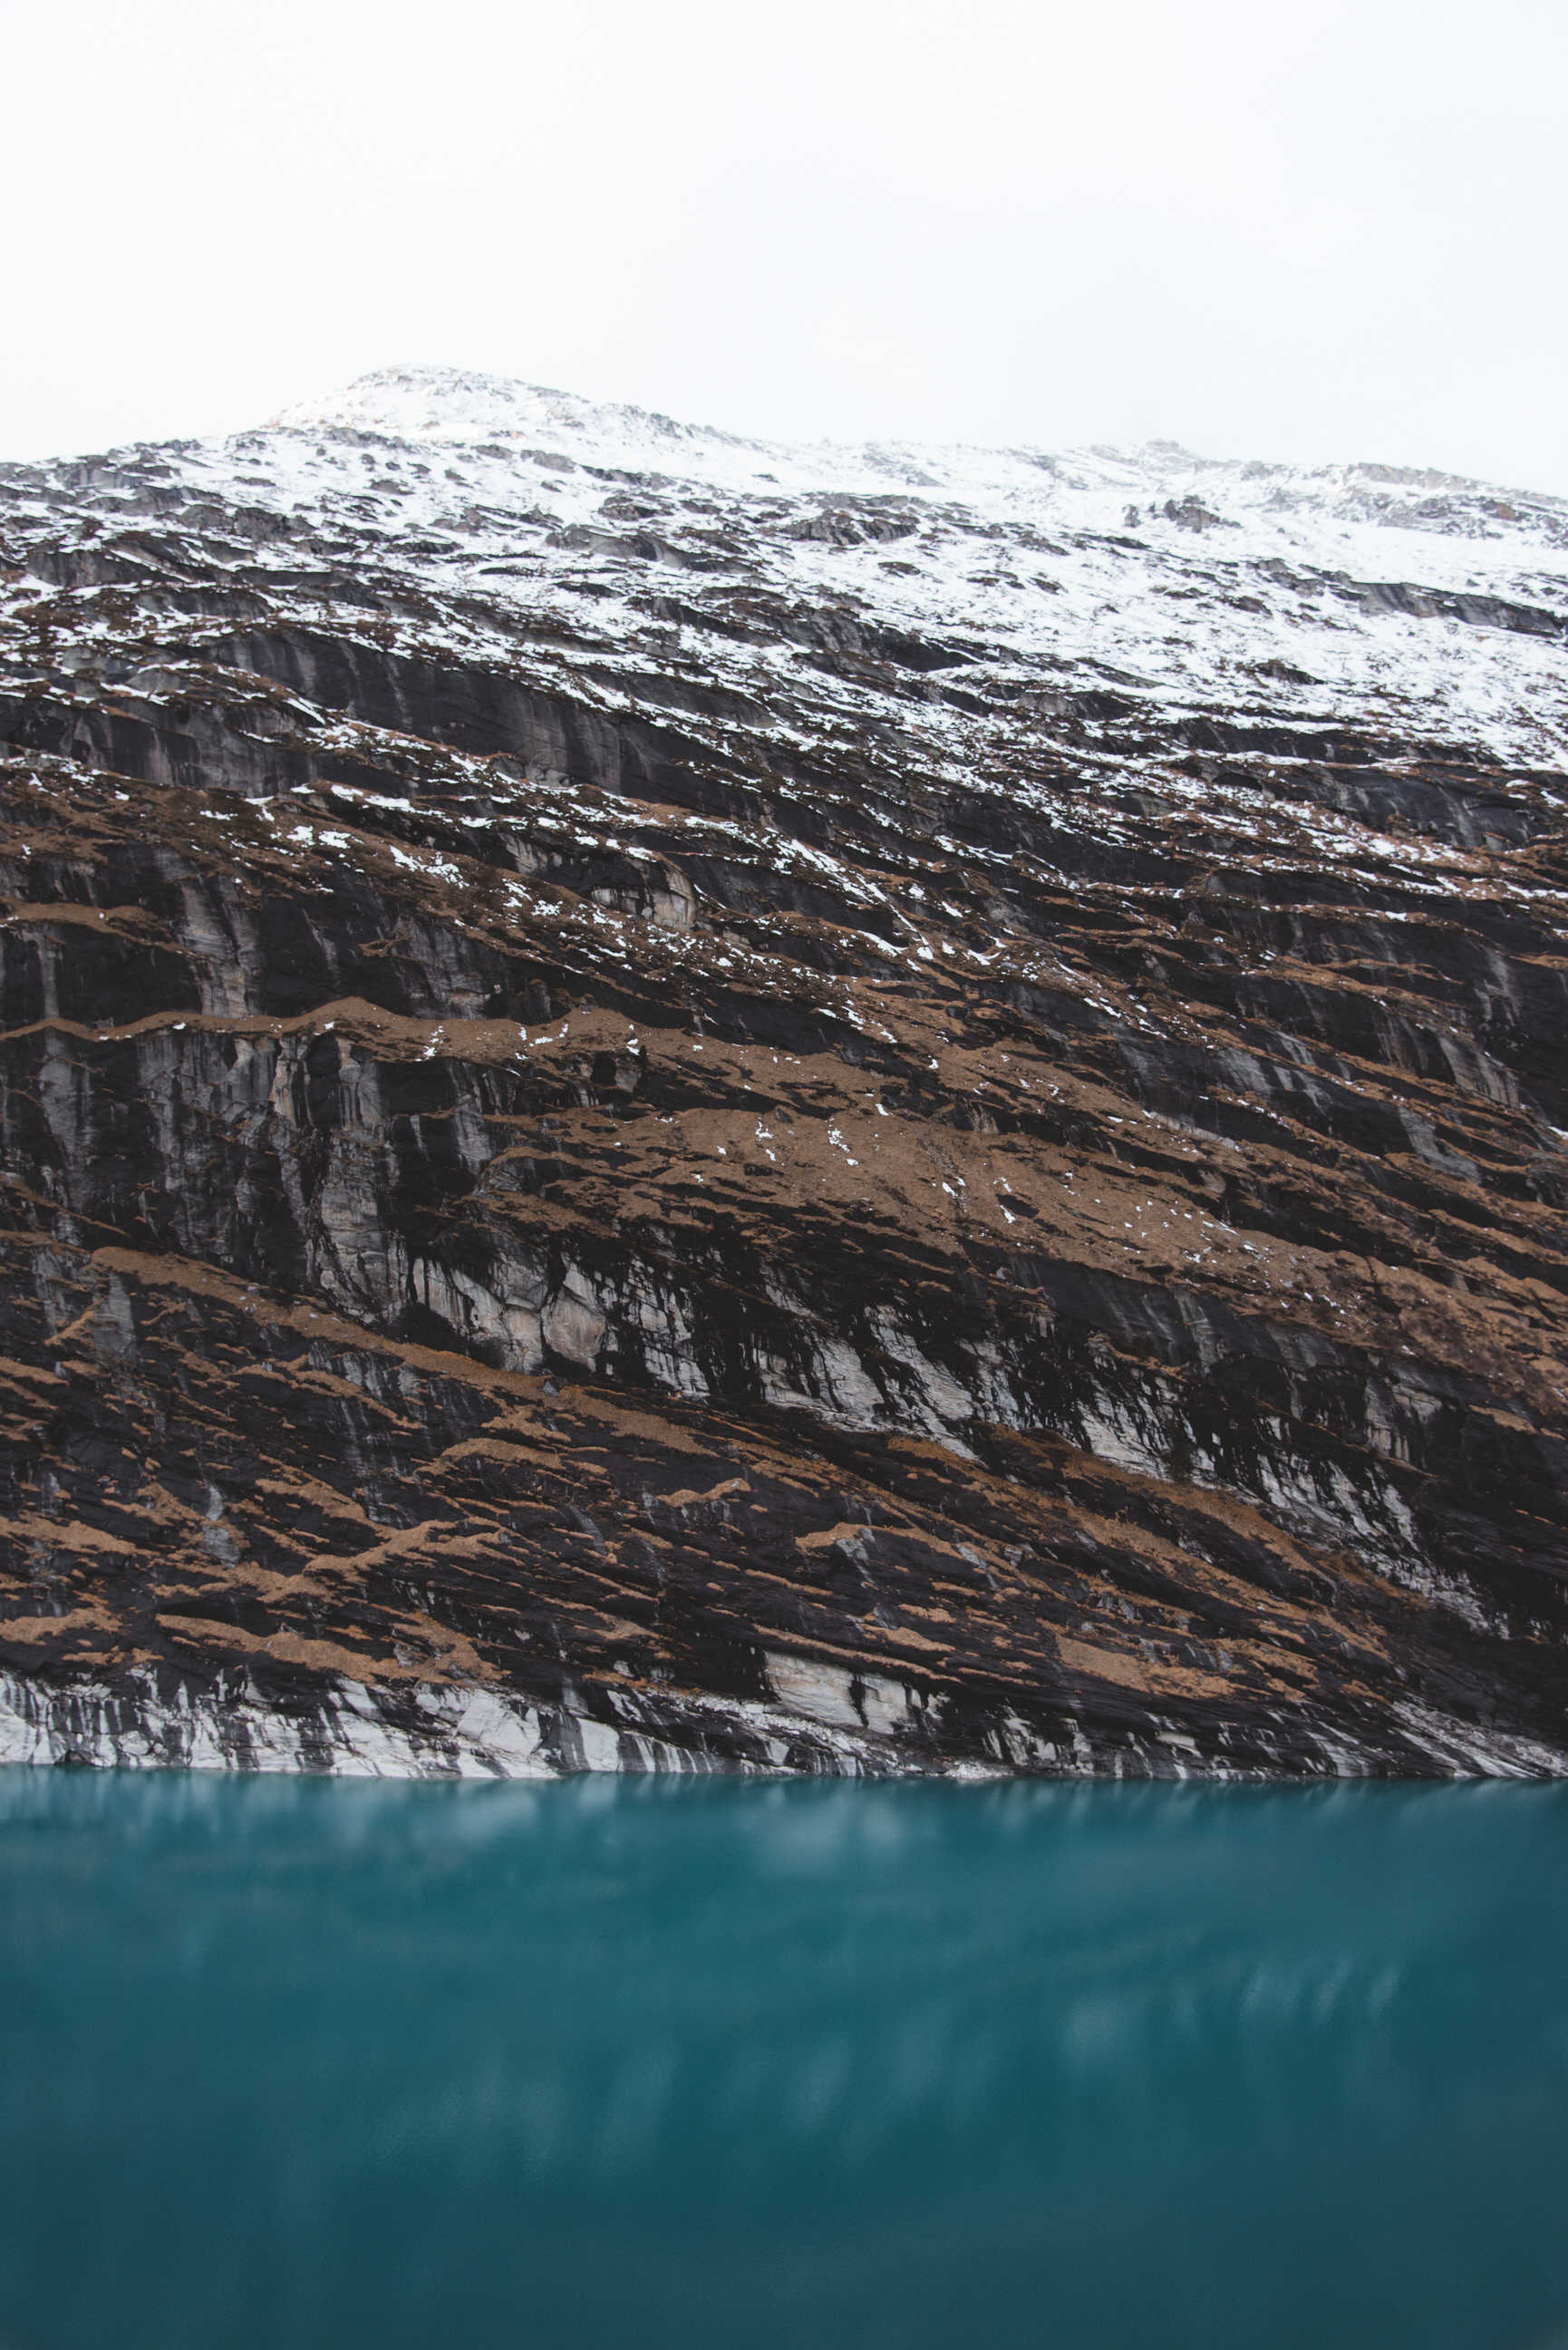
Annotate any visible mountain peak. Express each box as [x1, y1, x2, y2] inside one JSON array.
[[269, 364, 758, 469]]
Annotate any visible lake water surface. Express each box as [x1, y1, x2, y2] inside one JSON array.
[[1, 1768, 1565, 2350]]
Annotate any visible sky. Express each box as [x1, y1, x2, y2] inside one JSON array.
[[5, 0, 1566, 490]]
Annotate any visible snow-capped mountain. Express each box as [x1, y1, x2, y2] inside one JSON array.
[[0, 366, 1565, 1779]]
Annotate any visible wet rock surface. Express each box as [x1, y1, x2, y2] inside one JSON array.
[[1, 367, 1566, 1777]]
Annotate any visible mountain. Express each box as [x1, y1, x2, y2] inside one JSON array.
[[1, 364, 1565, 1777]]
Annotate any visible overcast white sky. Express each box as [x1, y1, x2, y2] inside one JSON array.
[[5, 0, 1565, 489]]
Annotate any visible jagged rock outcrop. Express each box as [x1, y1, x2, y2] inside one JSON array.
[[1, 366, 1566, 1777]]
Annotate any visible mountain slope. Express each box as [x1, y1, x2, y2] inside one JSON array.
[[1, 365, 1566, 1776]]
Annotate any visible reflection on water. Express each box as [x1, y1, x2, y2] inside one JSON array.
[[0, 1772, 1565, 2350]]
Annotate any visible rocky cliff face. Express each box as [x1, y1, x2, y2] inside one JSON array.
[[1, 366, 1566, 1778]]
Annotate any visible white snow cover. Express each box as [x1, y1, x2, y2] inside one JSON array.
[[5, 363, 1563, 806], [247, 364, 1568, 772]]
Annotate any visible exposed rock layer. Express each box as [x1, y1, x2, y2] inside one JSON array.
[[1, 368, 1566, 1777]]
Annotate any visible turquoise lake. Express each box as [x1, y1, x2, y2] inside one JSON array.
[[1, 1769, 1565, 2350]]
